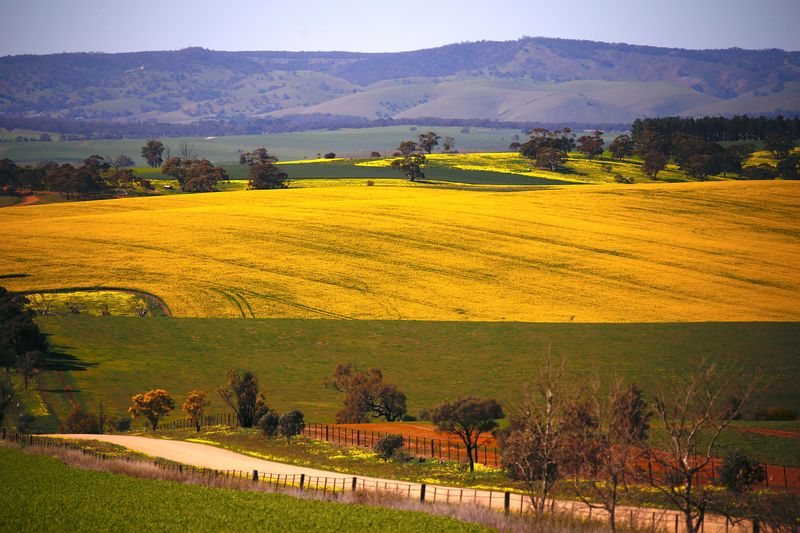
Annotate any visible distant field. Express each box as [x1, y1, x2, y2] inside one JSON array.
[[0, 447, 485, 532], [37, 318, 800, 425], [1, 181, 798, 321], [0, 125, 528, 164]]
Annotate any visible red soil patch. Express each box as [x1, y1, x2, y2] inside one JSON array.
[[336, 422, 497, 447], [733, 427, 800, 439], [12, 195, 40, 206]]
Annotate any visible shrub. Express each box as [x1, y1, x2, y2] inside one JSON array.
[[374, 434, 404, 460], [370, 151, 381, 158], [61, 405, 101, 433], [753, 406, 797, 421], [17, 413, 36, 433], [278, 410, 305, 442], [323, 152, 336, 159], [718, 451, 766, 494], [741, 164, 779, 180], [257, 409, 279, 437], [366, 180, 375, 186]]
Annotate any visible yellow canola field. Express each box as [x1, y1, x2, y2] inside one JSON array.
[[1, 181, 799, 321]]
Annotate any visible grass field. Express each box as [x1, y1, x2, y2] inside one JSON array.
[[0, 446, 488, 532], [36, 318, 800, 425], [0, 125, 526, 164], [1, 181, 798, 321]]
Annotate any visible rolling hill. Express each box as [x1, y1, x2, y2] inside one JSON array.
[[1, 37, 798, 125]]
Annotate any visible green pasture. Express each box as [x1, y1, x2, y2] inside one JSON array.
[[37, 317, 799, 424], [0, 447, 487, 533], [0, 125, 526, 165]]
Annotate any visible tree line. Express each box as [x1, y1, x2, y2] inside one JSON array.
[[632, 115, 800, 143]]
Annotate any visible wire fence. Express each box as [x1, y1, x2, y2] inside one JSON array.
[[0, 430, 774, 532]]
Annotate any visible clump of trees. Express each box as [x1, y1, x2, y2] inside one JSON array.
[[128, 389, 175, 431], [325, 363, 407, 423], [141, 140, 165, 167], [518, 128, 576, 171], [1, 285, 48, 384], [162, 156, 229, 193], [576, 130, 604, 161], [239, 147, 288, 189]]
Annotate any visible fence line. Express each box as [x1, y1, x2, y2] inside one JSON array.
[[2, 429, 768, 533]]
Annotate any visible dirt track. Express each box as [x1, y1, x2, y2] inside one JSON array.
[[48, 434, 750, 532]]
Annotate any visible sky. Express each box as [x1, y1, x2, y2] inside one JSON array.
[[1, 0, 798, 56]]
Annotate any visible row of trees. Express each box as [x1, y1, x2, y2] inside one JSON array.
[[0, 156, 153, 197], [631, 115, 800, 143], [319, 357, 780, 533]]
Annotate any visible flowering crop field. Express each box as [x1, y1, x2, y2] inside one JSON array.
[[1, 180, 799, 322]]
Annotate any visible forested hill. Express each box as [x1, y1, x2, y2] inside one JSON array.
[[1, 37, 798, 126]]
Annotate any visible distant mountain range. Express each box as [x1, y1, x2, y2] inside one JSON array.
[[1, 37, 798, 127]]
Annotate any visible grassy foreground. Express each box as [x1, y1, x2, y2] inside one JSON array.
[[2, 181, 799, 321], [37, 318, 800, 425], [0, 446, 489, 533]]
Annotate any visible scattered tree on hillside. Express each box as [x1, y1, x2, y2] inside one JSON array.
[[141, 140, 165, 168], [240, 147, 289, 189], [324, 363, 407, 423], [128, 389, 175, 430], [642, 150, 668, 180], [391, 141, 426, 181], [519, 128, 575, 171], [278, 410, 305, 442], [112, 154, 135, 168], [217, 369, 265, 427], [182, 390, 210, 432], [442, 136, 456, 153], [178, 140, 196, 160], [672, 134, 723, 181], [576, 130, 604, 161], [648, 360, 757, 533], [609, 135, 634, 160], [0, 158, 20, 192], [16, 350, 42, 390], [429, 396, 504, 472], [718, 144, 755, 177], [499, 352, 568, 514], [417, 131, 441, 153], [633, 128, 669, 157], [162, 157, 228, 192]]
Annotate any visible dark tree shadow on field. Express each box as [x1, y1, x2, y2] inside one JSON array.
[[0, 273, 30, 279], [43, 341, 99, 372]]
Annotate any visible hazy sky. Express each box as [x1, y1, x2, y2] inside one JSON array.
[[1, 0, 798, 56]]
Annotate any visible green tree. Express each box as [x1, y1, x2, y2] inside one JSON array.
[[240, 148, 288, 190], [718, 451, 766, 495], [257, 409, 279, 437], [390, 141, 426, 181], [128, 389, 175, 431], [0, 286, 48, 372], [61, 404, 101, 433], [0, 375, 13, 428], [217, 369, 262, 427], [429, 396, 504, 472], [642, 151, 668, 180], [140, 140, 165, 168], [576, 130, 604, 161], [417, 131, 441, 153], [609, 135, 634, 160], [765, 132, 794, 158], [776, 153, 800, 180], [442, 136, 455, 153], [325, 363, 407, 423]]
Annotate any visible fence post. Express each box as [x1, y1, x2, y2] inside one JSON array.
[[357, 430, 360, 447], [753, 519, 759, 533], [431, 439, 435, 457], [252, 470, 259, 483], [351, 477, 357, 491], [504, 492, 511, 515], [674, 514, 679, 533], [2, 428, 5, 440], [325, 425, 329, 441], [420, 484, 426, 502], [299, 474, 305, 491]]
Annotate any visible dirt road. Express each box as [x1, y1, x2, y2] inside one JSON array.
[[49, 434, 750, 532]]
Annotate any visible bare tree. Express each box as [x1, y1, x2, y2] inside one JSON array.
[[567, 379, 652, 532], [649, 360, 757, 533], [28, 293, 55, 316], [178, 140, 196, 160], [500, 348, 569, 515]]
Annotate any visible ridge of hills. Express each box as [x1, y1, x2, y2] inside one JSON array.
[[1, 37, 798, 126]]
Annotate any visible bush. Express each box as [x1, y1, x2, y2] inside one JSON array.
[[323, 152, 336, 159], [17, 413, 35, 433], [418, 408, 431, 421], [257, 409, 279, 437], [113, 417, 132, 432], [741, 164, 779, 180], [278, 410, 305, 442], [61, 405, 101, 433], [752, 406, 797, 421], [374, 434, 404, 460], [719, 451, 766, 494], [366, 180, 374, 187], [370, 151, 381, 158]]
